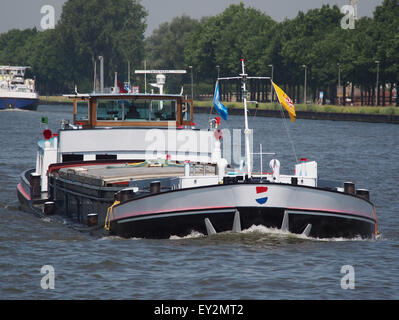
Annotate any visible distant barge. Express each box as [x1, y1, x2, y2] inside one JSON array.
[[0, 66, 39, 110]]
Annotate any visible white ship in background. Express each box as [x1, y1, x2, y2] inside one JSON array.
[[0, 66, 39, 110]]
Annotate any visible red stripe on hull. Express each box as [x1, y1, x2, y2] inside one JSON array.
[[286, 206, 375, 222], [17, 183, 31, 201]]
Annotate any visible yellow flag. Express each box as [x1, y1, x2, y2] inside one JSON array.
[[272, 81, 296, 122]]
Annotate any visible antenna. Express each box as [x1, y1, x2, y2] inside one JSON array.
[[135, 70, 187, 95]]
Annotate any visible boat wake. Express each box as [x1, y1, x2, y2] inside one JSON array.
[[98, 235, 143, 241], [2, 200, 21, 212], [242, 224, 371, 242], [0, 108, 31, 112], [169, 231, 205, 240], [169, 224, 373, 242]]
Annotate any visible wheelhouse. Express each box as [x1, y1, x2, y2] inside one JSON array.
[[68, 93, 194, 128]]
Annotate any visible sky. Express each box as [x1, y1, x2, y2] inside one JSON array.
[[0, 0, 383, 37]]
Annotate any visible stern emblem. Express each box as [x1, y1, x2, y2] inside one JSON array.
[[256, 186, 268, 205]]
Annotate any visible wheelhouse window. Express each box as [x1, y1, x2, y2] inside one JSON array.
[[76, 101, 89, 121], [181, 101, 191, 122], [96, 98, 177, 122]]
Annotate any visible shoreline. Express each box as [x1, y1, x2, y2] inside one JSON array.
[[39, 96, 70, 104], [194, 101, 399, 124], [195, 106, 399, 124], [39, 96, 399, 124]]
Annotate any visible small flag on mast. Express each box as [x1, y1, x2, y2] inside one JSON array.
[[272, 81, 296, 122], [114, 72, 128, 93], [117, 80, 128, 93], [213, 81, 228, 121]]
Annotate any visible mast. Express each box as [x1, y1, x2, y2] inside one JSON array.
[[241, 59, 252, 177], [217, 60, 270, 178]]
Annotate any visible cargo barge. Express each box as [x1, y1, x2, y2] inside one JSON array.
[[17, 64, 379, 239]]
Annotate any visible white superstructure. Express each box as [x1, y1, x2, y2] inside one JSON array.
[[0, 66, 39, 104]]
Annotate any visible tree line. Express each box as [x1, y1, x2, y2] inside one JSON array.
[[0, 0, 398, 106], [0, 0, 146, 94]]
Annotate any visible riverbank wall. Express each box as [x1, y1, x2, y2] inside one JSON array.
[[39, 96, 70, 104], [194, 102, 399, 124]]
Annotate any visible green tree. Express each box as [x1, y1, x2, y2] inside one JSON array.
[[0, 28, 38, 65], [146, 15, 200, 70], [372, 0, 399, 105], [23, 29, 78, 94], [278, 5, 343, 102], [145, 15, 200, 93], [185, 3, 276, 82], [57, 0, 147, 88]]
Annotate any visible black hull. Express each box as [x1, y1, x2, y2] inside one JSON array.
[[19, 101, 39, 111], [110, 207, 376, 240]]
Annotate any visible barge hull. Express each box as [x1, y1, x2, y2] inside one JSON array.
[[17, 166, 377, 240], [110, 206, 375, 239], [109, 183, 377, 239]]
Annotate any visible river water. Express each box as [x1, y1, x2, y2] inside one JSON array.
[[0, 104, 398, 300]]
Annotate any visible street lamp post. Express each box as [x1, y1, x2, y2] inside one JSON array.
[[128, 61, 131, 88], [337, 63, 341, 105], [302, 65, 307, 104], [375, 60, 380, 106], [144, 59, 147, 93], [216, 65, 220, 79], [268, 64, 274, 102], [189, 65, 193, 100], [98, 56, 104, 93]]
